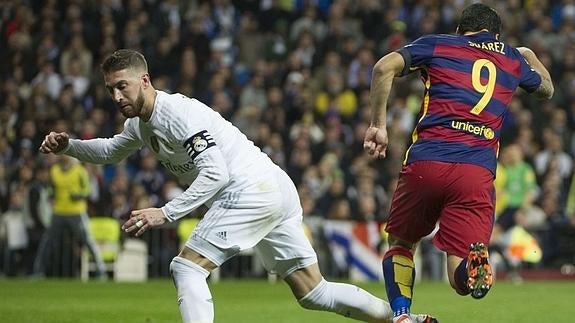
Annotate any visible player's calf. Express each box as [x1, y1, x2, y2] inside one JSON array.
[[170, 256, 214, 323], [297, 278, 395, 322], [297, 278, 438, 323]]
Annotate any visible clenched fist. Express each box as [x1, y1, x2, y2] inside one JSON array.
[[39, 132, 70, 154], [363, 126, 388, 158]]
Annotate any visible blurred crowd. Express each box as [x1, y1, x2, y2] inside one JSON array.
[[1, 0, 575, 277]]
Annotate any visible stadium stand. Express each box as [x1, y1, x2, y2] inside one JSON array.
[[1, 0, 574, 281]]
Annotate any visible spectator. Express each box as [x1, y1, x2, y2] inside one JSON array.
[[492, 144, 539, 239], [317, 175, 347, 217], [534, 130, 573, 185], [133, 151, 166, 206], [1, 188, 28, 276], [314, 72, 358, 119], [59, 35, 93, 78], [31, 60, 62, 101], [33, 155, 106, 279], [347, 47, 375, 90], [290, 5, 327, 43], [0, 163, 9, 213], [23, 164, 52, 275], [236, 12, 265, 69]]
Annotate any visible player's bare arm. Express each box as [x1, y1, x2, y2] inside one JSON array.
[[517, 47, 554, 99], [39, 131, 69, 154], [364, 51, 405, 158]]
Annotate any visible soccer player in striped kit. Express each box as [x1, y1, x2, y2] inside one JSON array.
[[40, 49, 436, 323], [364, 3, 553, 323]]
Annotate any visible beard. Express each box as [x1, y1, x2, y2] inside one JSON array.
[[119, 87, 146, 118], [135, 87, 145, 112]]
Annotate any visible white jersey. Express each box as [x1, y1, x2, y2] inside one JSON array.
[[63, 90, 278, 221]]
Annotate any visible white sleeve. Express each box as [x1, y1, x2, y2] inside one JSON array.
[[63, 121, 142, 164], [161, 146, 230, 222], [160, 102, 230, 222]]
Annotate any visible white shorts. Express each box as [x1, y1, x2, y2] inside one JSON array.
[[185, 167, 317, 278]]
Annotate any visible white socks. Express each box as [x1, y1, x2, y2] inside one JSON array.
[[168, 257, 432, 323], [393, 314, 413, 323], [298, 278, 393, 322], [170, 256, 214, 323]]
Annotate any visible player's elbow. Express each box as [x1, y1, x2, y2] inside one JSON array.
[[218, 168, 230, 186], [373, 59, 394, 78], [205, 166, 230, 188], [372, 59, 387, 76], [534, 80, 554, 100], [102, 149, 129, 164], [544, 83, 554, 100], [535, 77, 555, 100]]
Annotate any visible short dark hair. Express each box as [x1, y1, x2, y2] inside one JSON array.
[[101, 49, 148, 74], [457, 3, 501, 36]]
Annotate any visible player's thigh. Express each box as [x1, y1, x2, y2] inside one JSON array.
[[385, 161, 447, 243], [255, 170, 317, 278], [283, 262, 323, 299], [255, 213, 318, 279], [186, 180, 285, 266], [433, 164, 494, 258]]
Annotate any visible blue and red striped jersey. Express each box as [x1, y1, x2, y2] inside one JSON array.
[[397, 31, 541, 174]]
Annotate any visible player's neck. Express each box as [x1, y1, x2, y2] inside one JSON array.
[[140, 89, 157, 122], [463, 29, 499, 40], [463, 29, 489, 36]]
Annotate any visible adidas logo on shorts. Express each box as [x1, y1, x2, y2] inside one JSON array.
[[215, 231, 227, 241]]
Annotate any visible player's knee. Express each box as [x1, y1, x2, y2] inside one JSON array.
[[169, 256, 195, 275], [387, 234, 415, 251], [169, 258, 178, 276], [298, 296, 325, 311], [298, 295, 332, 312], [170, 256, 210, 279], [297, 279, 331, 312]]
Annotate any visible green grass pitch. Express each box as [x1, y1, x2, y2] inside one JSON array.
[[0, 279, 572, 322]]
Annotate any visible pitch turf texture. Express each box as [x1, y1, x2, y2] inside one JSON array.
[[0, 279, 572, 322]]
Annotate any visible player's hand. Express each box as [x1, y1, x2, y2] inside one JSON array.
[[363, 126, 388, 158], [122, 207, 167, 237], [39, 132, 70, 154]]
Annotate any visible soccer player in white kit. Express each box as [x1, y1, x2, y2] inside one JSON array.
[[39, 49, 436, 323]]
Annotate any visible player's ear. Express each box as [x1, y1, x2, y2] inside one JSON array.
[[141, 73, 151, 87]]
